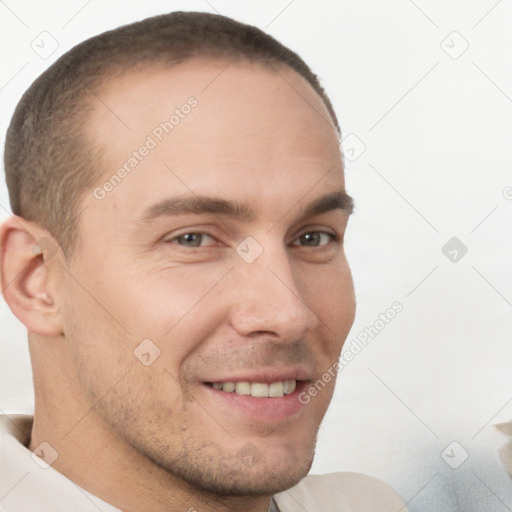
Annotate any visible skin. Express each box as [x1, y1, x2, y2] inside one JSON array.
[[1, 59, 355, 512]]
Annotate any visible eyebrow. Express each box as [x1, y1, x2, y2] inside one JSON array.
[[139, 196, 255, 223], [303, 190, 353, 217], [138, 190, 353, 223]]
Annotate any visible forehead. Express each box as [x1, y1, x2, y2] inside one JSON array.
[[83, 59, 344, 223]]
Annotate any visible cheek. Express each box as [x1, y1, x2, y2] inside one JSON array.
[[60, 282, 185, 422], [124, 264, 233, 350], [73, 253, 230, 338], [298, 257, 355, 340], [61, 309, 127, 406], [60, 255, 236, 411]]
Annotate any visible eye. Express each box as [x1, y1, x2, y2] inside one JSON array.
[[169, 232, 217, 247], [293, 231, 337, 247]]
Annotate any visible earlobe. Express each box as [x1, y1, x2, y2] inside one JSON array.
[[0, 216, 63, 336]]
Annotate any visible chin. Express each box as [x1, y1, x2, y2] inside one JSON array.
[[168, 447, 315, 497], [142, 429, 317, 498]]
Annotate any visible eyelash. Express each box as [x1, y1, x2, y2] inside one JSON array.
[[166, 230, 340, 248], [169, 232, 218, 248]]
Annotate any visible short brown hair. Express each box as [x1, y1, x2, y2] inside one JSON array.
[[4, 11, 340, 257]]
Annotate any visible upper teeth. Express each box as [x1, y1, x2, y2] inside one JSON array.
[[211, 380, 297, 397]]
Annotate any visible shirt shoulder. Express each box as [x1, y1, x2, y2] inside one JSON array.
[[0, 414, 121, 512], [274, 472, 408, 512]]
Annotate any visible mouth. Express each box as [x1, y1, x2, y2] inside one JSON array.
[[205, 379, 297, 398], [199, 368, 313, 423], [201, 377, 310, 424]]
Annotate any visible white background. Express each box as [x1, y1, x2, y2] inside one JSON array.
[[1, 1, 511, 510]]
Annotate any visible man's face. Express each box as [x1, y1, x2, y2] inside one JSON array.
[[58, 60, 355, 495]]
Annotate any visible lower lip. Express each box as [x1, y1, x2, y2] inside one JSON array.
[[201, 382, 308, 423]]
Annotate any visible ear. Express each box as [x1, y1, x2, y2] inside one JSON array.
[[0, 215, 63, 336]]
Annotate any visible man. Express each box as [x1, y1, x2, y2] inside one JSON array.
[[0, 11, 407, 512]]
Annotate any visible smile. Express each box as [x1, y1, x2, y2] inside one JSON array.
[[207, 380, 297, 398]]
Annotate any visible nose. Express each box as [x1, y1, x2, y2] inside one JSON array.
[[228, 244, 319, 341]]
